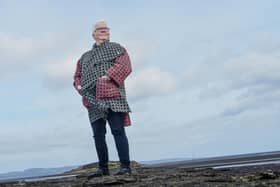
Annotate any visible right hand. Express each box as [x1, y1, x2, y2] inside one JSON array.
[[76, 85, 82, 95]]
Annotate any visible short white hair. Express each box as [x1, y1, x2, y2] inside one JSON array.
[[93, 20, 109, 31]]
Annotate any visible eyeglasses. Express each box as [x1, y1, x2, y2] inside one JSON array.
[[95, 27, 110, 33]]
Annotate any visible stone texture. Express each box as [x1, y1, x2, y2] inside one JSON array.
[[1, 161, 280, 187]]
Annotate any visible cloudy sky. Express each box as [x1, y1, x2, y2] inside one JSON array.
[[0, 0, 280, 173]]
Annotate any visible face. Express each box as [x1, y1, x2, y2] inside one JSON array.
[[92, 27, 110, 41]]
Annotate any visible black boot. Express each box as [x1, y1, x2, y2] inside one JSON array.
[[114, 166, 132, 175], [87, 167, 110, 179]]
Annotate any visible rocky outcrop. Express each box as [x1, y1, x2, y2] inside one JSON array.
[[1, 161, 280, 186]]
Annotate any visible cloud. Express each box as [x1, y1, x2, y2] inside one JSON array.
[[224, 50, 280, 88], [183, 42, 280, 98], [219, 48, 280, 116], [126, 66, 177, 100], [0, 32, 84, 80], [0, 33, 39, 79], [221, 84, 280, 117], [42, 54, 80, 90], [121, 37, 160, 69], [0, 33, 36, 57], [180, 40, 280, 118]]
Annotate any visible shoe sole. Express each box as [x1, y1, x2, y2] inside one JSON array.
[[114, 172, 132, 175]]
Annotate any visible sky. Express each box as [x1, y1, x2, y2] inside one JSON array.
[[0, 0, 280, 173]]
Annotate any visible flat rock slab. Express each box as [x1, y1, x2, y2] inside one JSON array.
[[1, 163, 280, 186]]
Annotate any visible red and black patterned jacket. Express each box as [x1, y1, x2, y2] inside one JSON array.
[[73, 47, 132, 126]]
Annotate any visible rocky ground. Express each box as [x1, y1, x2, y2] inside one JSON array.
[[1, 161, 280, 187]]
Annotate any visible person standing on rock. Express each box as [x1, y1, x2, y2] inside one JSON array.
[[73, 20, 133, 177]]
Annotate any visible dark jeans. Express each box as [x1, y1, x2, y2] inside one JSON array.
[[90, 108, 130, 169]]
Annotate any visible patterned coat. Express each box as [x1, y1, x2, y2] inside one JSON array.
[[73, 40, 132, 127]]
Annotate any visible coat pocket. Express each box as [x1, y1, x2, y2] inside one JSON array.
[[96, 77, 120, 99]]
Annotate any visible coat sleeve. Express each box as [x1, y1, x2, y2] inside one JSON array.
[[73, 59, 90, 108], [105, 47, 132, 86], [73, 59, 82, 93]]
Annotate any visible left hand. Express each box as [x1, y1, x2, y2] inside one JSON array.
[[101, 75, 111, 80]]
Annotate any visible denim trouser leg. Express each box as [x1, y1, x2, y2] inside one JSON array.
[[107, 109, 130, 168], [91, 109, 130, 168], [91, 117, 109, 169]]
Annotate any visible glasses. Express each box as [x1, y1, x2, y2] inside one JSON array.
[[95, 27, 110, 33]]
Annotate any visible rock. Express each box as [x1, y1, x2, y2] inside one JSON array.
[[1, 161, 280, 186], [85, 175, 137, 186], [259, 171, 277, 180]]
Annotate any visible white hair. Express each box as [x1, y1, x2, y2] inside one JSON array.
[[92, 19, 108, 31]]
